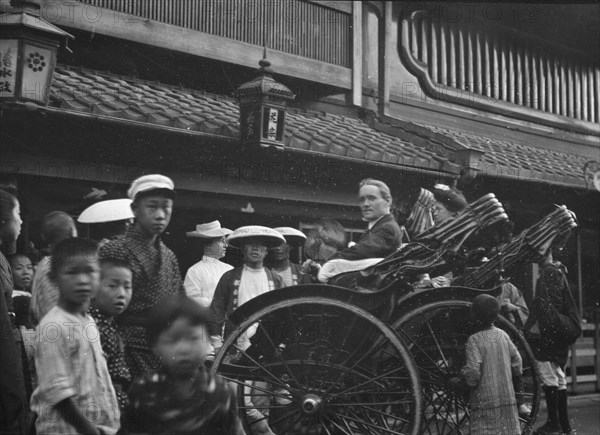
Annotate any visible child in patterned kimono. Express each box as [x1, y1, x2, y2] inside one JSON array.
[[125, 294, 243, 434], [88, 257, 133, 412], [461, 294, 522, 435]]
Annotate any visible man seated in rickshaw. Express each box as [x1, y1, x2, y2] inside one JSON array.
[[313, 178, 404, 282]]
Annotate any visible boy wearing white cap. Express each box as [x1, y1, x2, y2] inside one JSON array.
[[183, 221, 233, 307], [99, 174, 184, 379]]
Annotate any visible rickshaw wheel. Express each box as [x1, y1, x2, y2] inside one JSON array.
[[393, 300, 540, 435], [212, 296, 422, 435]]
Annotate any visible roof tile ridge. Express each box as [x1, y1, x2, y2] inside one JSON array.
[[55, 63, 237, 104], [376, 114, 467, 153]]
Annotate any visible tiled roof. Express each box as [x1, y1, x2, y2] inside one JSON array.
[[417, 124, 591, 187], [48, 66, 592, 187], [49, 67, 454, 173]]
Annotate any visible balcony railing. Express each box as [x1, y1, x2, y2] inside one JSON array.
[[400, 11, 599, 125], [78, 0, 351, 67]]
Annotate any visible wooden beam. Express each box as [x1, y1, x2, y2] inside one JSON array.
[[2, 152, 358, 207], [352, 1, 363, 106], [36, 1, 351, 89], [577, 232, 584, 319]]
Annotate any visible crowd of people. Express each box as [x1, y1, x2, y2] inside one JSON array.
[[0, 174, 580, 435]]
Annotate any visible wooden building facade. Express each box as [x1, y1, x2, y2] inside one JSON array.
[[1, 1, 598, 321]]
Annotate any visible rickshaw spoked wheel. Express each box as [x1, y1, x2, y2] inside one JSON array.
[[393, 299, 540, 435], [212, 296, 423, 435]]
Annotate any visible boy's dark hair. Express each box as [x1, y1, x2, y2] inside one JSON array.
[[41, 211, 77, 246], [50, 238, 99, 279], [147, 294, 213, 344], [8, 253, 33, 266], [100, 257, 132, 272], [471, 294, 500, 326]]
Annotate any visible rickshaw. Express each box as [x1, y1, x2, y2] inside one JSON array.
[[211, 195, 577, 435]]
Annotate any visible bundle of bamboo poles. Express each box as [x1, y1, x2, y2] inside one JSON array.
[[462, 205, 578, 289], [405, 188, 436, 238]]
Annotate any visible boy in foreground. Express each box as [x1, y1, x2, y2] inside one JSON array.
[[30, 238, 120, 435]]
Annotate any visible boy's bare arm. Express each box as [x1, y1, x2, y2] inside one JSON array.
[[55, 397, 101, 435]]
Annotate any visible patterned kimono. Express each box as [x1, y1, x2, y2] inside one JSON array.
[[100, 226, 184, 378], [125, 367, 244, 434], [462, 326, 522, 434], [89, 305, 131, 411]]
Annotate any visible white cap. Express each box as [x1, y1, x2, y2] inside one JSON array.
[[127, 174, 175, 200]]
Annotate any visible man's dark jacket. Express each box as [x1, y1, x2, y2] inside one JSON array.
[[334, 214, 403, 261]]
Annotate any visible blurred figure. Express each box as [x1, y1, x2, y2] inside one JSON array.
[[0, 189, 27, 433], [30, 211, 78, 324], [125, 295, 244, 434], [184, 221, 233, 307], [273, 227, 309, 287]]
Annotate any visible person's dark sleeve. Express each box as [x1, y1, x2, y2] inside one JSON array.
[[273, 271, 285, 290], [123, 377, 149, 434], [539, 266, 565, 306], [171, 254, 185, 295], [209, 272, 230, 337], [0, 291, 25, 430], [222, 382, 245, 435]]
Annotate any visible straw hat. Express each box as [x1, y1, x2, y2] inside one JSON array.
[[227, 226, 286, 249], [78, 199, 134, 223], [186, 220, 232, 238], [274, 227, 307, 246]]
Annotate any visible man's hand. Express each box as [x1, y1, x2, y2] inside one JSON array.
[[301, 260, 321, 276], [501, 299, 517, 313]]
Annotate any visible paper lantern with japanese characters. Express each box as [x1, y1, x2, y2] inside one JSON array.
[[235, 55, 295, 150], [0, 1, 72, 104]]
